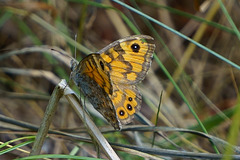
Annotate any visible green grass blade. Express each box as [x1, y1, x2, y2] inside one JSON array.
[[112, 0, 240, 70], [15, 154, 104, 160], [140, 0, 235, 35], [0, 11, 12, 27], [223, 96, 240, 159], [0, 136, 35, 155], [0, 136, 35, 149], [218, 0, 240, 40]]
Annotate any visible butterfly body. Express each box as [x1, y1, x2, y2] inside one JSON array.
[[71, 35, 155, 130]]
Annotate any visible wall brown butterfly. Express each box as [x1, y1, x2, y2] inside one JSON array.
[[70, 35, 155, 130]]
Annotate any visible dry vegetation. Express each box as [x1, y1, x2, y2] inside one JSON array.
[[0, 0, 240, 159]]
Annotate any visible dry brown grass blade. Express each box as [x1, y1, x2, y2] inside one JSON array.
[[0, 46, 72, 67], [0, 67, 61, 85], [62, 80, 120, 160], [30, 79, 64, 156], [28, 79, 120, 159]]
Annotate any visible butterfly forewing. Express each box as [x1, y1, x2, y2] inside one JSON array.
[[100, 35, 155, 85], [71, 54, 121, 130]]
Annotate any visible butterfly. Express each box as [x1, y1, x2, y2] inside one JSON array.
[[70, 35, 155, 130]]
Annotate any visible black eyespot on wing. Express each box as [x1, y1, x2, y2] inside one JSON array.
[[127, 104, 132, 111], [99, 60, 104, 70], [119, 110, 125, 116], [131, 43, 140, 53], [128, 97, 132, 101]]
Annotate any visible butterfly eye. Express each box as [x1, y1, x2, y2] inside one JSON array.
[[131, 43, 140, 53], [99, 60, 104, 70], [70, 59, 77, 71], [127, 104, 133, 111], [70, 65, 74, 71]]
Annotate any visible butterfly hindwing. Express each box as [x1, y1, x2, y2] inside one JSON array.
[[111, 84, 142, 124]]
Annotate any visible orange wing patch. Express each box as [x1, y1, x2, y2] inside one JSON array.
[[79, 54, 112, 95], [127, 72, 137, 81]]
